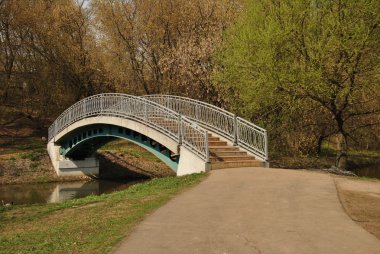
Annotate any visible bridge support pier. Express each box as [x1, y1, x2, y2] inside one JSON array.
[[47, 142, 99, 177], [57, 157, 99, 177], [177, 147, 210, 176]]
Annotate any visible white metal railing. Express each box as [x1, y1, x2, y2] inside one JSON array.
[[181, 117, 209, 161], [143, 95, 235, 139], [48, 94, 210, 161], [48, 93, 268, 162], [143, 95, 268, 161], [236, 117, 267, 160]]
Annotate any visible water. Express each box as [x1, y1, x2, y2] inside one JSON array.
[[0, 179, 144, 205], [353, 168, 380, 179]]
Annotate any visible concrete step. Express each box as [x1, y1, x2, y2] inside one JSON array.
[[210, 156, 254, 162], [210, 160, 266, 170], [209, 151, 247, 157], [208, 141, 227, 146], [209, 146, 240, 152]]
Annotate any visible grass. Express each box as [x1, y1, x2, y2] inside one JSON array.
[[0, 173, 206, 254], [0, 137, 46, 155], [99, 139, 161, 162]]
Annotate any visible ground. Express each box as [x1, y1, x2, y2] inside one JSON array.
[[0, 137, 174, 185], [113, 167, 380, 254], [98, 139, 174, 179], [335, 176, 380, 240], [0, 108, 174, 184], [0, 174, 205, 254], [1, 109, 379, 253], [271, 150, 380, 178], [0, 135, 86, 185], [1, 164, 380, 253]]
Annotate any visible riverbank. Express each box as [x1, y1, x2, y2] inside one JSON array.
[[0, 137, 174, 185], [0, 173, 206, 253], [0, 136, 85, 185], [270, 149, 380, 179]]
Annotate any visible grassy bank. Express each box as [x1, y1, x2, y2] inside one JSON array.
[[98, 140, 174, 178], [0, 137, 174, 184], [0, 136, 92, 185], [0, 173, 206, 253]]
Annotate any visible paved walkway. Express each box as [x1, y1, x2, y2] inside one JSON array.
[[112, 167, 380, 254]]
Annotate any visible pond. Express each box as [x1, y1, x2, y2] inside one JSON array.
[[0, 179, 145, 205]]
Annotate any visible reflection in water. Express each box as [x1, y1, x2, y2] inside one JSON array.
[[48, 181, 99, 203], [0, 179, 143, 205], [354, 168, 380, 179]]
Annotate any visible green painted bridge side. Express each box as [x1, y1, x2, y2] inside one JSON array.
[[59, 124, 180, 172]]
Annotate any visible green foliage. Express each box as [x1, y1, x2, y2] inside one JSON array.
[[214, 0, 380, 159]]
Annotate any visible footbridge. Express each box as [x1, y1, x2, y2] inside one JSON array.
[[47, 94, 268, 176]]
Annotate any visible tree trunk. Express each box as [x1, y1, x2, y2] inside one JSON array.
[[316, 132, 325, 155], [335, 132, 348, 171]]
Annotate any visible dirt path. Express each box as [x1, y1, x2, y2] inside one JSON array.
[[112, 167, 380, 254]]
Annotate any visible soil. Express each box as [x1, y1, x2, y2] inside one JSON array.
[[0, 152, 89, 185], [335, 176, 380, 240], [97, 151, 175, 179], [0, 148, 175, 185], [0, 131, 174, 185]]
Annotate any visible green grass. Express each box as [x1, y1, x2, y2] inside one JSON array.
[[320, 141, 380, 158], [14, 139, 45, 152], [20, 150, 43, 161], [0, 173, 206, 254]]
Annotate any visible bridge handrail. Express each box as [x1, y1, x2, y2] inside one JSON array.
[[143, 95, 268, 161], [48, 93, 210, 162]]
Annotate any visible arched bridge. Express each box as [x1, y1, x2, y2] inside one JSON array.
[[47, 94, 268, 176]]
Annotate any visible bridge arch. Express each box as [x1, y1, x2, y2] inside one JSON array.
[[47, 94, 210, 176], [47, 93, 268, 177], [56, 122, 180, 172]]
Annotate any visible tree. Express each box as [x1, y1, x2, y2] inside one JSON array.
[[93, 0, 240, 101], [21, 0, 111, 101], [0, 0, 112, 125], [215, 0, 380, 170], [0, 0, 22, 103]]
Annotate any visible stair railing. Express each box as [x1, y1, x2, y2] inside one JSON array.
[[143, 95, 268, 161]]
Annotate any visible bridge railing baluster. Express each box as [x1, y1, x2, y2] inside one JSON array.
[[48, 93, 226, 163], [143, 95, 268, 162]]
